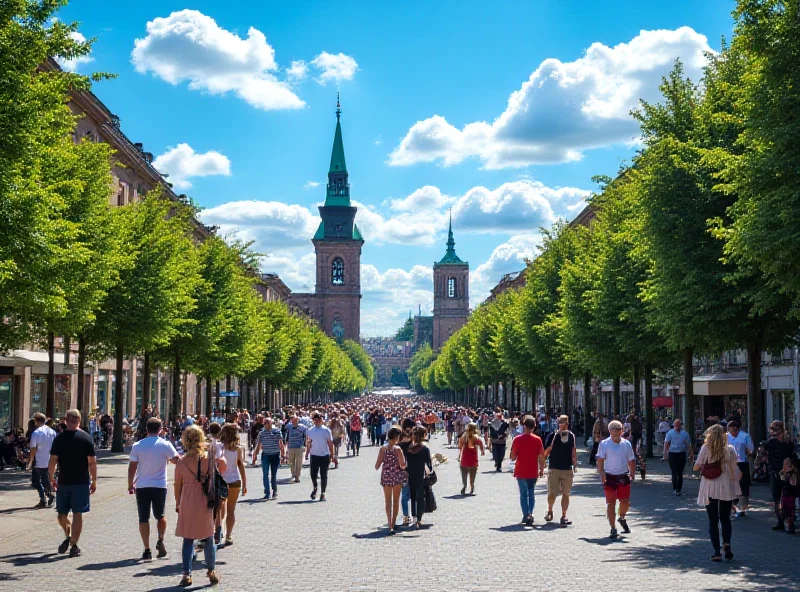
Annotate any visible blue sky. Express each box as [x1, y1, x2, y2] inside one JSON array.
[[59, 0, 736, 336]]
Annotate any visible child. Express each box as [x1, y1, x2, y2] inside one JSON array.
[[779, 457, 799, 534]]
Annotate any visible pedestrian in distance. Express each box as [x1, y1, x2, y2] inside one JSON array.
[[509, 415, 545, 526], [128, 417, 180, 560], [375, 426, 407, 534], [405, 426, 433, 529], [306, 411, 334, 501], [488, 412, 509, 472], [285, 413, 308, 483], [27, 412, 56, 508], [218, 423, 247, 546], [763, 420, 796, 531], [544, 415, 577, 526], [779, 456, 799, 534], [458, 422, 485, 495], [692, 424, 741, 561], [663, 419, 694, 496], [349, 411, 363, 456], [726, 420, 754, 518], [47, 409, 97, 558], [597, 419, 636, 540], [252, 417, 285, 499]]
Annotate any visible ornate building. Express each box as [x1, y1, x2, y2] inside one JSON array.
[[432, 217, 470, 350], [293, 99, 363, 341]]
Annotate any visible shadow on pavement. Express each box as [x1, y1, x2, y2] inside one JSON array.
[[490, 524, 528, 533], [0, 552, 68, 566], [78, 557, 141, 570], [352, 529, 393, 539], [578, 536, 631, 546], [277, 500, 316, 505]]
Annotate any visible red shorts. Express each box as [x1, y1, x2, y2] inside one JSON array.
[[603, 482, 631, 503]]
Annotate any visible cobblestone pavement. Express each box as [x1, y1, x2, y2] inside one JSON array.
[[0, 433, 797, 592]]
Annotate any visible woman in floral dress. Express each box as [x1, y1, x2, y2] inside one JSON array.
[[375, 426, 407, 534]]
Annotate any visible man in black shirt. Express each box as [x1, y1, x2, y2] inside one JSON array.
[[489, 412, 509, 472], [544, 415, 577, 526], [48, 409, 97, 558]]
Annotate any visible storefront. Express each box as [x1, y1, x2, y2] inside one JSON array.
[[690, 372, 748, 434], [31, 374, 72, 418], [0, 367, 13, 431]]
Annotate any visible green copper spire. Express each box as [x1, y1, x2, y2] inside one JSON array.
[[436, 211, 466, 265], [325, 94, 350, 206]]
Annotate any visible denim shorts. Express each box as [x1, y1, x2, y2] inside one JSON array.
[[55, 484, 91, 515]]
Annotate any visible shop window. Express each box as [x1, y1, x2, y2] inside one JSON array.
[[0, 376, 12, 431]]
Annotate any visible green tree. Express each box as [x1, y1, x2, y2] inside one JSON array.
[[395, 317, 414, 341], [408, 343, 435, 394], [340, 339, 374, 390]]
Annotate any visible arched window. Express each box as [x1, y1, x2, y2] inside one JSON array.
[[332, 316, 344, 341], [447, 277, 456, 298], [332, 257, 344, 285]]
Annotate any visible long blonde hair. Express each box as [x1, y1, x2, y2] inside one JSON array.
[[181, 425, 207, 457], [704, 424, 726, 463], [462, 422, 478, 446]]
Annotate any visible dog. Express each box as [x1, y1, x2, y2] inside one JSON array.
[[433, 452, 448, 466]]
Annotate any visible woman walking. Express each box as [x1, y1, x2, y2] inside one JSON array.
[[219, 423, 247, 545], [406, 426, 433, 529], [398, 418, 415, 527], [693, 424, 741, 562], [349, 411, 362, 456], [375, 426, 407, 534], [764, 420, 796, 531], [174, 425, 222, 587], [458, 422, 485, 495]]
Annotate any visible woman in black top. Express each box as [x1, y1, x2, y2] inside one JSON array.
[[405, 426, 432, 529], [764, 421, 796, 531], [398, 418, 415, 527]]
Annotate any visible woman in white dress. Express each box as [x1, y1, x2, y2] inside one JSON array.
[[693, 424, 741, 562]]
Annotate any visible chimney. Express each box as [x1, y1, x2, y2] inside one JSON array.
[[134, 142, 144, 151]]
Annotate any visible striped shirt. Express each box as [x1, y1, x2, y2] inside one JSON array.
[[258, 428, 283, 456], [286, 423, 308, 449]]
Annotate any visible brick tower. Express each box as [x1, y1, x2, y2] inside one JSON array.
[[432, 215, 469, 349]]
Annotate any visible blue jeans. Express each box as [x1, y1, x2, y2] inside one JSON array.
[[401, 483, 410, 517], [182, 537, 215, 574], [31, 468, 52, 501], [261, 453, 280, 496], [517, 478, 537, 517]]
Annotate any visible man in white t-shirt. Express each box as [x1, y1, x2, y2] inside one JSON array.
[[128, 418, 180, 560], [596, 420, 636, 540], [28, 413, 56, 508], [305, 412, 334, 501]]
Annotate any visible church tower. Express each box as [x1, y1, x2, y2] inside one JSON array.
[[432, 215, 469, 350], [311, 96, 363, 341]]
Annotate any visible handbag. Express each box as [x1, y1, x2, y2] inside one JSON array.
[[424, 484, 437, 513], [424, 469, 438, 487], [701, 460, 722, 480]]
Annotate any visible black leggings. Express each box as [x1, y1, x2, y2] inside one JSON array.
[[408, 478, 426, 522], [310, 455, 330, 493], [350, 430, 361, 453], [668, 452, 687, 491], [705, 498, 732, 553]]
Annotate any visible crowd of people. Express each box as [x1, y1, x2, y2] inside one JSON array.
[[13, 391, 800, 586]]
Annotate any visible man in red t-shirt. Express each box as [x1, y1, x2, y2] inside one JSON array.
[[510, 416, 545, 526]]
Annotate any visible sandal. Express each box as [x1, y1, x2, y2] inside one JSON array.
[[711, 554, 722, 562], [545, 510, 554, 522], [402, 516, 411, 527], [224, 536, 233, 546], [208, 570, 220, 585], [179, 575, 192, 587]]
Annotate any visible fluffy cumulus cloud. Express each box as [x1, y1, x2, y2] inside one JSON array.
[[470, 234, 540, 304], [57, 31, 94, 72], [131, 9, 304, 110], [359, 265, 433, 336], [286, 60, 308, 82], [310, 52, 359, 85], [152, 143, 231, 190], [389, 27, 712, 168], [389, 186, 453, 212]]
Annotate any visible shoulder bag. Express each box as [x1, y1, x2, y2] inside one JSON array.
[[701, 459, 722, 480]]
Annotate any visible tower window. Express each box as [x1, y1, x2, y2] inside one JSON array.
[[332, 316, 344, 341], [332, 257, 344, 285], [447, 277, 456, 298]]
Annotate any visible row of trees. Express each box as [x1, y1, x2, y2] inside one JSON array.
[[0, 2, 372, 451], [408, 0, 800, 451]]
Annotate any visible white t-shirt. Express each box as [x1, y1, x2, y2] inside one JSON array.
[[658, 421, 670, 434], [130, 436, 179, 489], [306, 425, 333, 456], [30, 425, 56, 468], [597, 437, 636, 475]]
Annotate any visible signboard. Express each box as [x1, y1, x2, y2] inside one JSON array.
[[218, 391, 239, 398]]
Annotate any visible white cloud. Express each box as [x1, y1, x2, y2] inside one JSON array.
[[389, 27, 712, 168], [57, 31, 94, 72], [353, 201, 447, 246], [131, 9, 304, 110], [389, 186, 454, 212], [152, 143, 231, 190], [286, 60, 308, 83], [303, 180, 321, 189], [310, 51, 359, 85], [470, 234, 540, 305]]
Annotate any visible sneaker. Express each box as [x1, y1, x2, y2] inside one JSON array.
[[609, 528, 618, 540], [772, 522, 786, 531], [69, 545, 81, 558], [310, 489, 317, 500], [525, 516, 533, 527], [788, 524, 796, 534], [618, 517, 630, 534], [320, 493, 326, 502], [141, 548, 152, 561], [263, 494, 271, 500], [34, 500, 47, 509], [156, 539, 167, 558], [675, 491, 682, 497], [58, 537, 71, 554], [272, 491, 278, 499], [46, 496, 54, 507]]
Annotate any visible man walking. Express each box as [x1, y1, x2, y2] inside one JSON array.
[[305, 412, 334, 501], [510, 415, 545, 526], [285, 414, 307, 483], [663, 419, 694, 496], [128, 417, 180, 560], [596, 420, 636, 539], [48, 409, 96, 558], [28, 413, 56, 508], [589, 412, 609, 466], [727, 419, 754, 518], [252, 417, 285, 499], [489, 412, 510, 472], [544, 415, 577, 526]]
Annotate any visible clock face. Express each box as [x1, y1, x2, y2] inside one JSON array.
[[334, 223, 342, 231]]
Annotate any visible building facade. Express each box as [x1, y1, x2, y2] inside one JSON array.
[[432, 219, 469, 350], [293, 100, 363, 341]]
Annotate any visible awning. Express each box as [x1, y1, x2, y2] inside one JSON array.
[[652, 396, 673, 407]]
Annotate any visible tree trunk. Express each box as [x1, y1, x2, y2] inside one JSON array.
[[46, 331, 55, 418], [682, 348, 696, 448], [613, 375, 621, 417], [225, 375, 232, 416], [171, 352, 181, 422], [195, 378, 201, 417], [77, 336, 86, 429], [545, 379, 552, 411], [510, 379, 516, 411], [516, 381, 522, 412], [215, 380, 220, 415], [112, 344, 125, 452], [141, 351, 151, 417], [644, 363, 654, 458], [205, 376, 213, 419], [746, 341, 764, 444], [562, 368, 571, 418], [633, 364, 641, 416], [583, 373, 593, 439]]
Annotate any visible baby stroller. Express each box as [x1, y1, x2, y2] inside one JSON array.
[[624, 431, 646, 480]]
